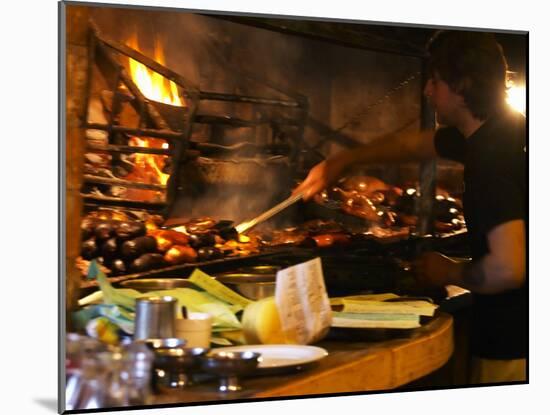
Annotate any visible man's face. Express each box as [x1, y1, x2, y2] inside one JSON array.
[[423, 72, 465, 126]]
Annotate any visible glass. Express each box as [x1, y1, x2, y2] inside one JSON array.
[[65, 334, 154, 410]]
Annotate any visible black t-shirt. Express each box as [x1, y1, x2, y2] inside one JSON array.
[[434, 107, 527, 359]]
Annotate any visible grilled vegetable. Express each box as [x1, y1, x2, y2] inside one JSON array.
[[129, 253, 165, 273], [92, 209, 129, 221], [164, 245, 198, 265], [188, 232, 216, 249], [120, 236, 157, 260], [109, 259, 127, 276], [115, 221, 147, 241], [197, 246, 224, 262], [101, 237, 119, 260], [81, 217, 99, 240], [94, 221, 118, 241], [81, 238, 99, 260]]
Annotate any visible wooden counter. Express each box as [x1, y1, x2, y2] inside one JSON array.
[[153, 312, 453, 406]]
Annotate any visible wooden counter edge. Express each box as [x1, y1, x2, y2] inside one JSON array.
[[254, 313, 454, 398]]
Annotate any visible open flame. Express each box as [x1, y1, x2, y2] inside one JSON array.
[[121, 34, 183, 200], [129, 137, 170, 186], [127, 35, 184, 107]]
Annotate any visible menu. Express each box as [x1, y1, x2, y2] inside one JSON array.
[[275, 257, 332, 344]]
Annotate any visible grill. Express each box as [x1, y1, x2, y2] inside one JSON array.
[[81, 20, 308, 217], [74, 16, 469, 295]]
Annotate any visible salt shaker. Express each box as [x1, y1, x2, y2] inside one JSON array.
[[134, 295, 178, 340]]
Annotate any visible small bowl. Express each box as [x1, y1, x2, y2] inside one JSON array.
[[215, 274, 275, 300], [236, 265, 281, 275], [154, 347, 208, 388], [201, 351, 261, 392], [139, 337, 187, 350], [119, 278, 196, 292]]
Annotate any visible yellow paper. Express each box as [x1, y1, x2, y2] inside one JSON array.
[[330, 293, 400, 306], [189, 268, 253, 308], [342, 300, 437, 317]]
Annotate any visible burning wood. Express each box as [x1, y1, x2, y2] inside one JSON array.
[[82, 31, 190, 207], [126, 35, 186, 108]]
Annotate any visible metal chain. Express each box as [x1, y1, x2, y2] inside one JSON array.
[[332, 71, 421, 134]]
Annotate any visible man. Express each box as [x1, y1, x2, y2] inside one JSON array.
[[293, 30, 526, 384]]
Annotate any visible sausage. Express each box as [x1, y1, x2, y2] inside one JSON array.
[[151, 233, 173, 253], [149, 229, 190, 246], [311, 233, 351, 248]]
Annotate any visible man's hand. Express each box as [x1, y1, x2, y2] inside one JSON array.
[[292, 157, 347, 201], [413, 251, 461, 288]]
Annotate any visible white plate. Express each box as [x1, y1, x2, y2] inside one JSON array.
[[213, 344, 328, 369]]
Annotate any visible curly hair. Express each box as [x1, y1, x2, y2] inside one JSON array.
[[426, 30, 508, 120]]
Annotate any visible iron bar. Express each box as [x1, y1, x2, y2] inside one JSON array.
[[199, 91, 300, 108], [90, 22, 199, 98], [194, 115, 302, 127], [83, 195, 166, 210], [85, 123, 185, 140], [83, 175, 166, 191], [94, 32, 168, 130], [86, 143, 171, 156]]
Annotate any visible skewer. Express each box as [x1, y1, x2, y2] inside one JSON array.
[[235, 193, 304, 234]]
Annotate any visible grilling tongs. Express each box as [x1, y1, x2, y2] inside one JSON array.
[[235, 192, 304, 234]]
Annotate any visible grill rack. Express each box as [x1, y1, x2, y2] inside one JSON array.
[[81, 20, 309, 217]]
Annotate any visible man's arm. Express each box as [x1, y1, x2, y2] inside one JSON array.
[[294, 130, 437, 200], [415, 220, 525, 293], [449, 220, 526, 294]]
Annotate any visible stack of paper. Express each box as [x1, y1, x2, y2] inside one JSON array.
[[330, 293, 438, 329]]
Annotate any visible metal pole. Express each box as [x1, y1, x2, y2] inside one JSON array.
[[416, 59, 436, 238]]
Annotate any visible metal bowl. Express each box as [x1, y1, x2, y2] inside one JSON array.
[[215, 273, 276, 300], [236, 265, 281, 275], [201, 351, 261, 392], [119, 278, 196, 292], [154, 347, 208, 388], [139, 337, 187, 350]]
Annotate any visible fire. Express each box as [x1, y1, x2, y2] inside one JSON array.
[[127, 35, 184, 107], [121, 34, 181, 200], [129, 137, 170, 186]]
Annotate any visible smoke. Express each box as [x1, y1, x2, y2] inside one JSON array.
[[170, 156, 294, 225]]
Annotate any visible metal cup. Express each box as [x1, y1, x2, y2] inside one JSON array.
[[134, 295, 178, 341]]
